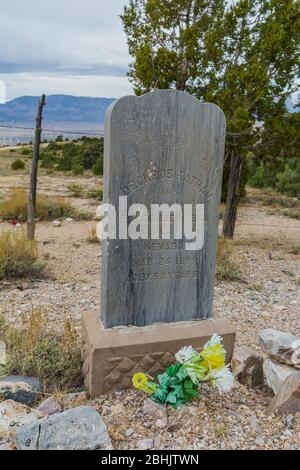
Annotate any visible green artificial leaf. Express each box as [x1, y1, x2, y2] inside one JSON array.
[[165, 391, 177, 404], [166, 362, 182, 377], [157, 372, 170, 388], [182, 378, 199, 401], [175, 365, 188, 382]]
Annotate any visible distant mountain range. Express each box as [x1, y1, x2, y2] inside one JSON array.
[[0, 95, 116, 127], [0, 93, 298, 128]]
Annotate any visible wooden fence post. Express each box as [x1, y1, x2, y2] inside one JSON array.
[[27, 94, 46, 240]]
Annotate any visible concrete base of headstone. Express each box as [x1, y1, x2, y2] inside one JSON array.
[[81, 311, 235, 397]]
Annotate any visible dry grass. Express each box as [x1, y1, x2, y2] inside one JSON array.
[[0, 190, 91, 222], [0, 307, 83, 393], [0, 230, 44, 280], [87, 226, 99, 243], [216, 237, 242, 281]]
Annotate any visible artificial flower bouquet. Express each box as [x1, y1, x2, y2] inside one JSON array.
[[132, 335, 234, 409]]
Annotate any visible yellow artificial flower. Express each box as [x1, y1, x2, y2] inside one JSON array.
[[132, 373, 157, 394], [201, 344, 226, 371]]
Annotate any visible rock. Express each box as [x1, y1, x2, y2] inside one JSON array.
[[258, 329, 300, 368], [65, 218, 74, 222], [231, 346, 264, 387], [0, 340, 6, 376], [263, 359, 296, 394], [285, 415, 294, 429], [52, 220, 62, 227], [110, 403, 125, 415], [0, 375, 42, 406], [15, 406, 113, 450], [254, 437, 265, 447], [125, 428, 134, 437], [37, 392, 88, 415], [143, 398, 167, 420], [0, 400, 43, 445], [60, 391, 88, 409], [267, 372, 300, 415], [248, 415, 262, 435], [37, 396, 63, 415], [137, 438, 153, 450], [0, 441, 15, 450], [155, 418, 167, 429]]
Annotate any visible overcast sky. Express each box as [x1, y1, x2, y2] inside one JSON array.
[[0, 0, 133, 100]]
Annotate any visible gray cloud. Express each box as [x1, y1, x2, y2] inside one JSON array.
[[0, 0, 132, 99]]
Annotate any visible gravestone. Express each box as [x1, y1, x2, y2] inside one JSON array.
[[101, 90, 225, 328], [82, 90, 235, 396]]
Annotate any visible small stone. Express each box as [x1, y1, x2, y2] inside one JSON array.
[[15, 406, 113, 450], [155, 418, 167, 429], [52, 220, 62, 227], [60, 391, 88, 409], [110, 403, 125, 415], [263, 359, 295, 394], [248, 415, 262, 435], [285, 415, 294, 429], [0, 375, 42, 407], [65, 218, 74, 222], [143, 398, 167, 420], [231, 346, 264, 387], [37, 396, 62, 415], [125, 428, 134, 437], [267, 372, 300, 415], [254, 437, 265, 446], [137, 438, 153, 450]]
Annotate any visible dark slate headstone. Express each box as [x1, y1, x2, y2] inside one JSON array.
[[101, 90, 226, 328]]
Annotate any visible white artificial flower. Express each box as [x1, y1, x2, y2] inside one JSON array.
[[209, 365, 234, 394], [204, 334, 223, 350], [175, 345, 197, 364]]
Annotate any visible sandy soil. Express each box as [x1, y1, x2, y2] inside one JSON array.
[[0, 174, 299, 450]]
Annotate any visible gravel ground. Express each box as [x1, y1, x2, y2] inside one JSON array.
[[0, 189, 300, 450]]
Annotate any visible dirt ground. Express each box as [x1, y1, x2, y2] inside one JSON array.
[[0, 172, 299, 450]]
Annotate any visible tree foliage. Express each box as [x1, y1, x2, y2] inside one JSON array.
[[121, 0, 300, 236]]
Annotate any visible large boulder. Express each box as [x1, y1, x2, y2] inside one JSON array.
[[15, 406, 113, 450], [267, 372, 300, 415], [258, 329, 300, 368], [0, 400, 43, 448], [0, 375, 42, 406], [263, 358, 296, 394]]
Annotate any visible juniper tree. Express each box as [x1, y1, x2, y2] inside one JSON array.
[[121, 0, 300, 237]]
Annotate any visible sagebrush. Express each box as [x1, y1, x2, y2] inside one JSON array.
[[0, 308, 83, 393], [0, 230, 44, 280], [0, 190, 90, 221]]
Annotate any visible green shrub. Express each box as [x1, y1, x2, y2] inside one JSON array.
[[0, 231, 44, 280], [72, 164, 84, 175], [86, 189, 103, 200], [20, 148, 32, 156], [67, 183, 84, 197], [11, 159, 25, 170], [92, 159, 103, 176]]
